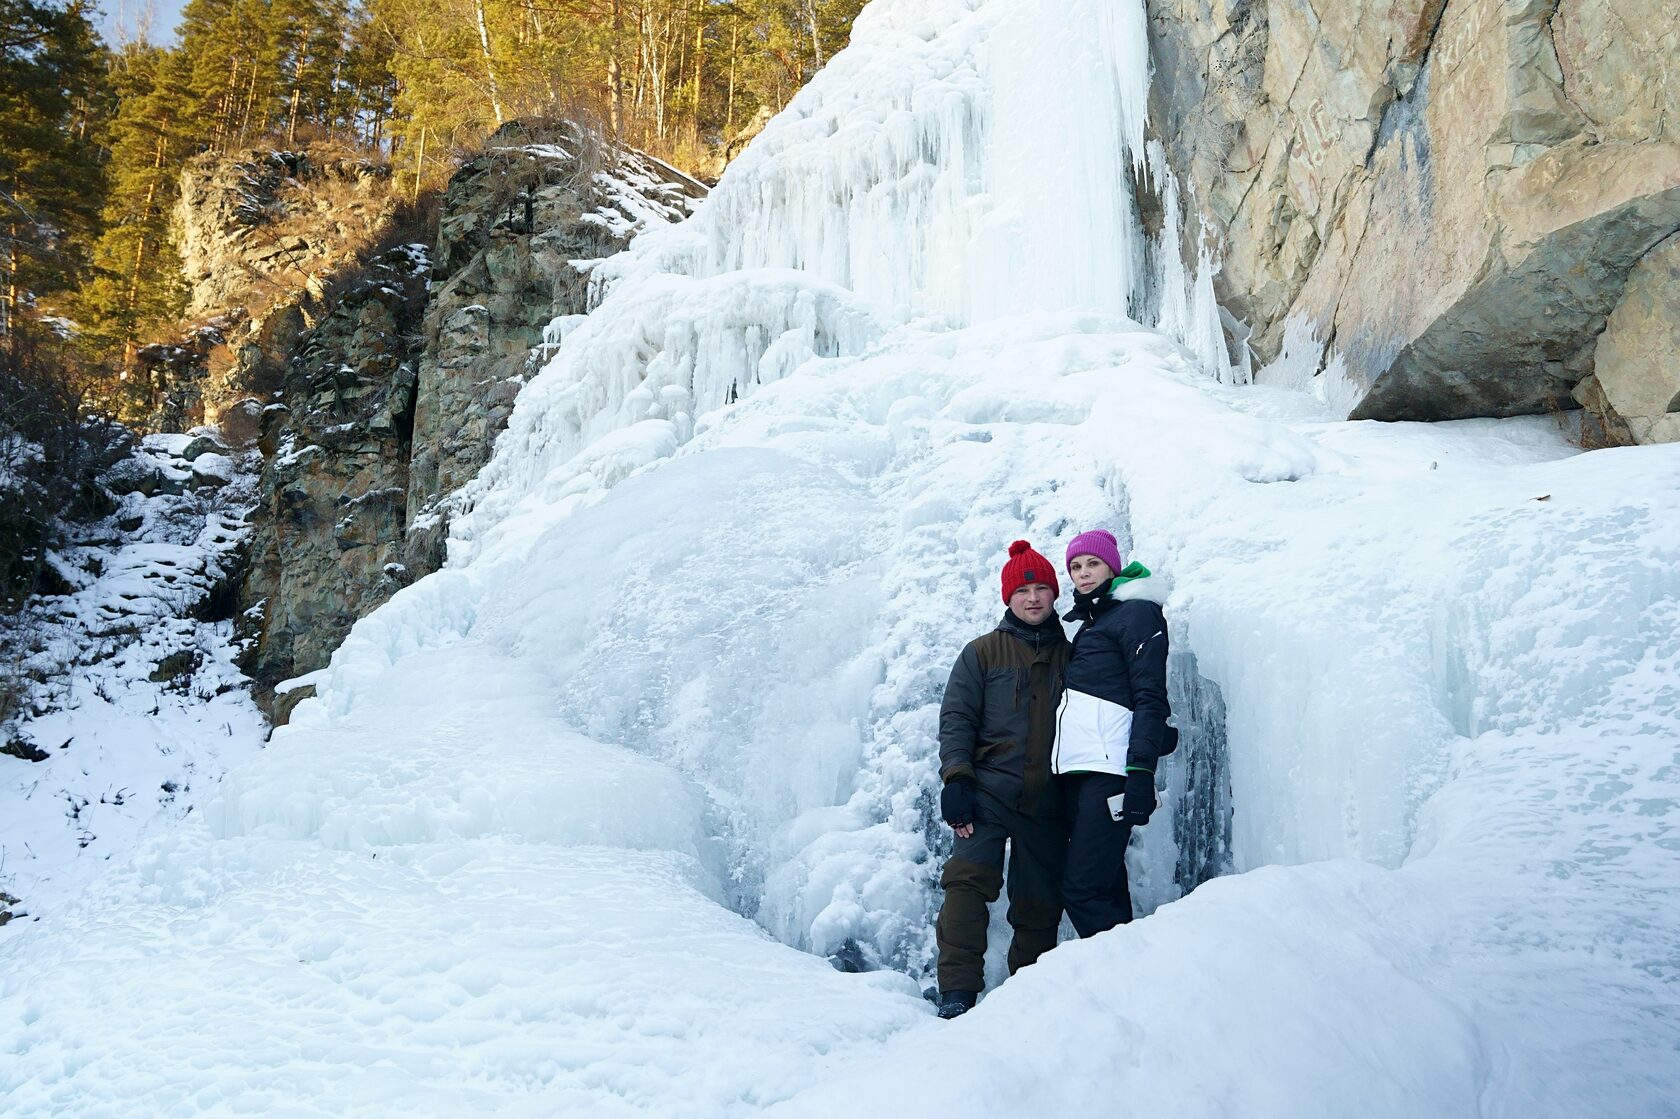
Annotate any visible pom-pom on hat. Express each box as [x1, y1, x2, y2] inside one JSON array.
[[1065, 529, 1124, 576], [1000, 539, 1060, 604]]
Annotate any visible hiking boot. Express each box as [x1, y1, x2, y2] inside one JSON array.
[[936, 989, 977, 1019]]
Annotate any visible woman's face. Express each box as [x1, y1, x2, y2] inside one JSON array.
[[1068, 554, 1114, 594]]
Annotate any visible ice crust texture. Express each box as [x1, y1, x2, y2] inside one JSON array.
[[5, 0, 1680, 1115]]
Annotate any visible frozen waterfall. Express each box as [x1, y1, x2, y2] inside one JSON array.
[[452, 0, 1230, 563], [3, 0, 1677, 1116]]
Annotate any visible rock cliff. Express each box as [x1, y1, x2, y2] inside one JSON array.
[[136, 148, 400, 433], [236, 243, 429, 712], [1145, 0, 1679, 440], [235, 125, 704, 713], [405, 122, 705, 569]]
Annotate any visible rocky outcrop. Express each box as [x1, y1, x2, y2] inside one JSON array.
[[237, 244, 428, 702], [1584, 232, 1680, 444], [142, 148, 400, 432], [132, 323, 237, 433], [176, 149, 397, 320], [1145, 0, 1680, 438], [404, 122, 705, 571], [237, 124, 704, 714]]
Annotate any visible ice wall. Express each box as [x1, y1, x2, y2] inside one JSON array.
[[456, 271, 882, 561], [293, 0, 1667, 967], [456, 0, 1232, 560], [437, 0, 1243, 961], [590, 0, 1150, 326]]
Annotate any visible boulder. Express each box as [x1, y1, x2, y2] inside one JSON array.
[[99, 455, 187, 498], [147, 648, 199, 684], [181, 434, 230, 461], [190, 452, 235, 487], [218, 399, 266, 449], [1588, 232, 1680, 444], [271, 683, 316, 728]]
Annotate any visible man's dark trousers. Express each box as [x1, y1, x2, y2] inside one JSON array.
[[936, 785, 1065, 994], [1060, 772, 1134, 937]]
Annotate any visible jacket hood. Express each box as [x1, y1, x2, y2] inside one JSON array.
[[1109, 561, 1162, 604]]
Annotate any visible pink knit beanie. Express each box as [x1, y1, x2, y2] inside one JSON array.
[[1065, 529, 1124, 575]]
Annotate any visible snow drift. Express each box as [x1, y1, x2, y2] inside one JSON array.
[[4, 0, 1678, 1115]]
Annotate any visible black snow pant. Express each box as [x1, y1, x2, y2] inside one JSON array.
[[935, 785, 1065, 995], [1060, 772, 1134, 937]]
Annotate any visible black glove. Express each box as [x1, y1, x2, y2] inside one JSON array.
[[1121, 768, 1157, 825], [941, 778, 977, 828]]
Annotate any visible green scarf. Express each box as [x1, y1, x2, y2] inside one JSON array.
[[1108, 561, 1151, 592]]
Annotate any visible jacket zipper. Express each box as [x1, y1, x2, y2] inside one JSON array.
[[1053, 689, 1068, 774], [1054, 622, 1090, 776]]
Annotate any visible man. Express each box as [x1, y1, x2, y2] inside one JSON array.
[[933, 539, 1070, 1020]]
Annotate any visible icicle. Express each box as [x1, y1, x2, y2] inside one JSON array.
[[1103, 0, 1152, 173], [1142, 140, 1244, 384], [973, 0, 1150, 321], [1255, 315, 1364, 416]]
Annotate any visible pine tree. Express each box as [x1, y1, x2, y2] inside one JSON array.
[[0, 0, 111, 338], [341, 7, 397, 148], [56, 0, 868, 376], [73, 43, 198, 366], [269, 0, 353, 144]]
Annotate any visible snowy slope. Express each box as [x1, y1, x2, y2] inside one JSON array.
[[1, 433, 265, 922], [4, 0, 1679, 1114], [6, 321, 1674, 1116]]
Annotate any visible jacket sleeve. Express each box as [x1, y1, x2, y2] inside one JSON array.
[[1119, 602, 1171, 768], [938, 642, 985, 784]]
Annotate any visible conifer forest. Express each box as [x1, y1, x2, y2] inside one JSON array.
[[2, 0, 864, 377]]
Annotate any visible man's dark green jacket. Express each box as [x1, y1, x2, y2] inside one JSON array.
[[937, 611, 1069, 816]]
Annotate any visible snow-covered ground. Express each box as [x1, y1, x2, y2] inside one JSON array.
[[4, 0, 1678, 1114], [6, 319, 1674, 1116], [1, 432, 266, 922]]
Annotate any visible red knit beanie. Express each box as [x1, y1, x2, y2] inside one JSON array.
[[1000, 539, 1060, 604]]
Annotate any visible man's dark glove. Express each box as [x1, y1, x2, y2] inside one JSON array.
[[941, 778, 977, 828], [1121, 768, 1157, 825]]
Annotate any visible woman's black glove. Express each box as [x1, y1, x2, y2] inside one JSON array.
[[941, 778, 977, 828], [1121, 769, 1157, 825]]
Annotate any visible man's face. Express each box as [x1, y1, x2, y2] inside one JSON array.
[[1008, 582, 1056, 625], [1068, 554, 1114, 594]]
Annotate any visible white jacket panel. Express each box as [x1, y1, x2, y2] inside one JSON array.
[[1052, 686, 1133, 775]]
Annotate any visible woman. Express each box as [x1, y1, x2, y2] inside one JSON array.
[[1052, 528, 1176, 937]]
